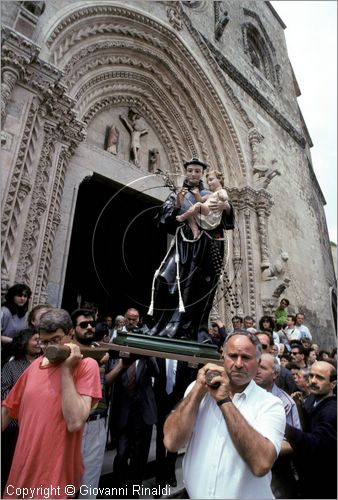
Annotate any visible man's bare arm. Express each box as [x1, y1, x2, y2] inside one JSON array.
[[60, 345, 94, 432], [164, 373, 207, 452]]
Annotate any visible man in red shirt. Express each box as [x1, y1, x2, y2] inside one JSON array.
[[1, 308, 102, 499]]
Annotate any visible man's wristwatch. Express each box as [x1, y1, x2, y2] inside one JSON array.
[[217, 396, 232, 406]]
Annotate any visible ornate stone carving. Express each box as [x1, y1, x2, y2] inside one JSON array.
[[105, 125, 119, 155], [244, 209, 256, 316], [194, 32, 305, 148], [33, 148, 69, 305], [248, 127, 264, 165], [262, 251, 289, 281], [149, 148, 160, 173], [272, 278, 291, 300], [253, 159, 281, 189], [1, 97, 40, 284], [120, 108, 148, 167], [257, 207, 270, 269], [232, 226, 244, 315], [15, 124, 55, 286], [167, 5, 183, 31], [46, 5, 246, 175], [1, 46, 30, 122], [214, 2, 229, 41], [248, 129, 281, 189], [83, 95, 181, 173], [242, 8, 282, 91], [229, 186, 274, 313]]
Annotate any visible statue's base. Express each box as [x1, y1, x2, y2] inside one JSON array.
[[111, 332, 222, 366]]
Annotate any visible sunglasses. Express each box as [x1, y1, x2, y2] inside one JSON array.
[[78, 320, 96, 329]]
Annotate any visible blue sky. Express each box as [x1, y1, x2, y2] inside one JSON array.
[[271, 1, 337, 243]]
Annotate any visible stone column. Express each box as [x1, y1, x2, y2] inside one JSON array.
[[257, 206, 270, 269], [232, 225, 243, 315], [1, 67, 20, 122]]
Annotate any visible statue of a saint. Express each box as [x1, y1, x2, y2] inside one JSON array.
[[105, 125, 119, 155], [149, 148, 160, 173]]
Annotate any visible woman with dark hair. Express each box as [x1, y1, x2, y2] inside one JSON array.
[[1, 283, 32, 343], [258, 315, 281, 346], [1, 327, 41, 495], [258, 315, 275, 333]]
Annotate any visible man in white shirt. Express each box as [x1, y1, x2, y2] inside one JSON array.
[[295, 312, 312, 342], [163, 331, 286, 499], [285, 315, 301, 341]]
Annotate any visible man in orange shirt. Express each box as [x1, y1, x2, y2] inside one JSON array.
[[1, 308, 102, 499]]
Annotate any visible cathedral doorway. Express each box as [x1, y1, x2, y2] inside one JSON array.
[[61, 173, 166, 320]]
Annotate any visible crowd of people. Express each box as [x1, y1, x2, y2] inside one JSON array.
[[1, 285, 336, 499]]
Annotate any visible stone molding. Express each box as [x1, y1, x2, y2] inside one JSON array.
[[199, 35, 306, 148], [15, 123, 55, 286], [172, 11, 305, 147], [33, 147, 68, 305], [229, 186, 274, 316], [1, 97, 40, 289], [1, 27, 86, 296]]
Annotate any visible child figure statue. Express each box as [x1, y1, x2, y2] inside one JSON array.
[[176, 169, 229, 238]]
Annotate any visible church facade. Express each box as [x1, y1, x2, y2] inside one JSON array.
[[1, 1, 336, 346]]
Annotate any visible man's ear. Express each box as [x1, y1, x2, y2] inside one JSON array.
[[68, 328, 75, 340], [331, 379, 337, 392]]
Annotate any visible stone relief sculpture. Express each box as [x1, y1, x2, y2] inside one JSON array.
[[253, 159, 281, 189], [214, 2, 229, 41], [167, 6, 183, 31], [262, 250, 289, 281], [119, 108, 148, 167], [148, 148, 160, 173], [105, 125, 119, 155]]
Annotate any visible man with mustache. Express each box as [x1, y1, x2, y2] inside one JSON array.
[[163, 331, 286, 499], [285, 360, 337, 499]]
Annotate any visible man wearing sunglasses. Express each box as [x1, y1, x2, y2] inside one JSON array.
[[1, 308, 102, 499], [71, 309, 128, 499]]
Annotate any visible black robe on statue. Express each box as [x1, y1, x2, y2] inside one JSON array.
[[147, 181, 234, 341]]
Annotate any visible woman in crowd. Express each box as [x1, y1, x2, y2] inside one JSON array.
[[1, 284, 32, 342], [1, 327, 41, 494], [1, 283, 32, 366]]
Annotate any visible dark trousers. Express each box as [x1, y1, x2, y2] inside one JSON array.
[[1, 425, 19, 496], [113, 411, 153, 487], [155, 414, 177, 482]]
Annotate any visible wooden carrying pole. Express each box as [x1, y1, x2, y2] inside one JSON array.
[[44, 339, 223, 367]]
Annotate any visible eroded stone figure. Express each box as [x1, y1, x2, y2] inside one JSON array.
[[120, 109, 148, 166]]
